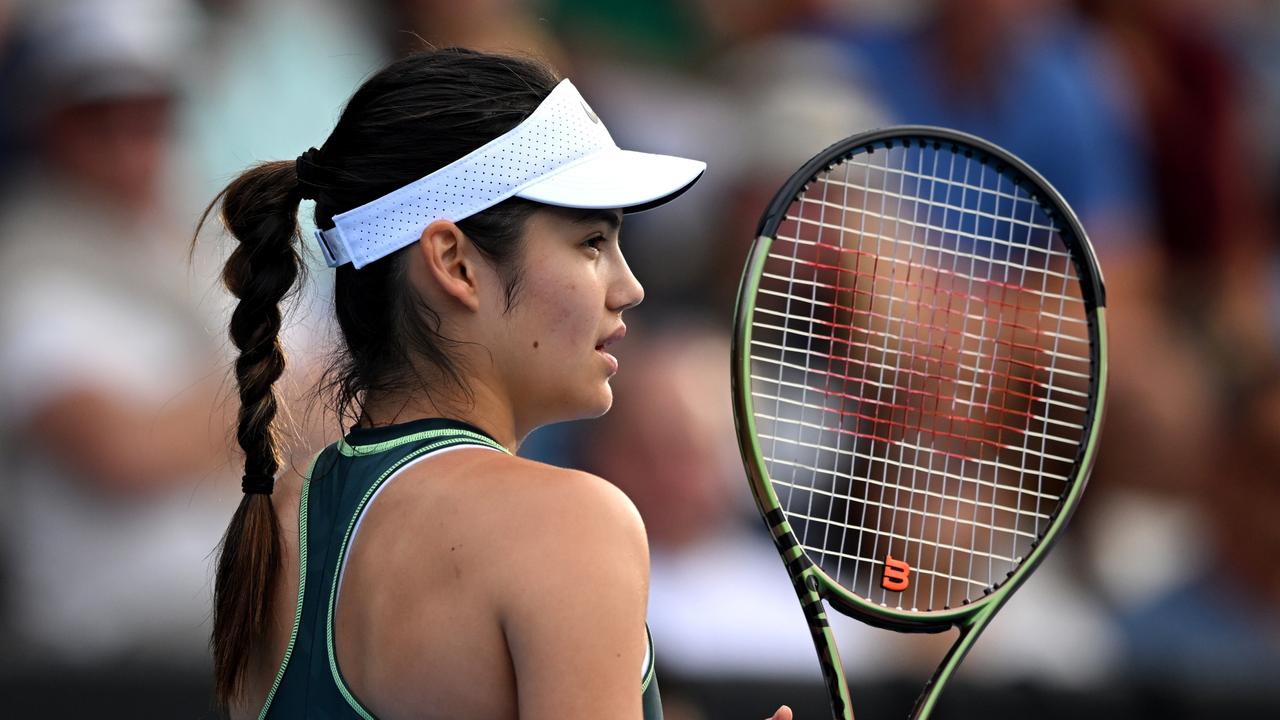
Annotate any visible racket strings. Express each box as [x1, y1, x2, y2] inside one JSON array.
[[755, 266, 1091, 354], [750, 142, 1092, 612], [748, 343, 1091, 423], [749, 314, 1091, 411]]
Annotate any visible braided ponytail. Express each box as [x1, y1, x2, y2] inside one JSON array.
[[198, 160, 305, 705]]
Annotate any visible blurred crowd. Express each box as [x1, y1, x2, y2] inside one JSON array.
[[0, 0, 1276, 717]]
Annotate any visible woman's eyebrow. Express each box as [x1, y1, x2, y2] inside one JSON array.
[[569, 208, 622, 231]]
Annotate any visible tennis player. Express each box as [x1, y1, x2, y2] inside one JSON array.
[[204, 48, 792, 720]]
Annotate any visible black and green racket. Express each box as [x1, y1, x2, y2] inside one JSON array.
[[731, 127, 1107, 719]]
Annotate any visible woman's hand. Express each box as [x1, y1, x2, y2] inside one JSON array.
[[765, 705, 793, 720]]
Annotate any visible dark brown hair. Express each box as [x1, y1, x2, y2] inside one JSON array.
[[198, 48, 558, 705]]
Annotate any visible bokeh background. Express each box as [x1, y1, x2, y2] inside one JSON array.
[[0, 0, 1278, 717]]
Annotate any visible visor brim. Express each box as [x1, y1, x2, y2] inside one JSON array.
[[515, 149, 706, 213]]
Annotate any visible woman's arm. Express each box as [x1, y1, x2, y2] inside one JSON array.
[[494, 465, 651, 720]]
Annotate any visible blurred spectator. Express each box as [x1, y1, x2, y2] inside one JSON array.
[[1077, 0, 1278, 393], [706, 31, 889, 317], [0, 2, 9, 53], [1068, 0, 1280, 691], [0, 0, 20, 185], [548, 0, 706, 68], [178, 0, 384, 203], [824, 0, 1222, 521], [1103, 379, 1280, 687], [1217, 0, 1280, 349], [379, 0, 569, 69], [831, 0, 1149, 231], [0, 0, 237, 669]]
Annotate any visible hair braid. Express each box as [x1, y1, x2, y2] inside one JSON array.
[[200, 159, 305, 704]]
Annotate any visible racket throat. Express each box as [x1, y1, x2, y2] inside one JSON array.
[[910, 605, 997, 719]]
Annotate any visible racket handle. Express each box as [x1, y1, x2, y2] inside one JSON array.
[[789, 568, 855, 720]]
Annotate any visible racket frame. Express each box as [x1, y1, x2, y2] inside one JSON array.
[[731, 126, 1108, 719]]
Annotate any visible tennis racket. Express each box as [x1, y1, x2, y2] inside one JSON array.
[[731, 126, 1106, 719]]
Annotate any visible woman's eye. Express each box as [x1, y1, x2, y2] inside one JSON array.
[[584, 235, 605, 253]]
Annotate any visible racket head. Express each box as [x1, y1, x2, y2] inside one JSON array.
[[732, 126, 1107, 631]]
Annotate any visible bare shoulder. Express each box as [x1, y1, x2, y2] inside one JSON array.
[[432, 450, 649, 600], [468, 453, 645, 566], [355, 450, 652, 718], [385, 449, 649, 575], [485, 454, 647, 547]]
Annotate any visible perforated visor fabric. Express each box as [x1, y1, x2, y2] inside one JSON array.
[[314, 79, 706, 268]]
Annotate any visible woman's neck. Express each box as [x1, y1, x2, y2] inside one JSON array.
[[358, 382, 519, 453]]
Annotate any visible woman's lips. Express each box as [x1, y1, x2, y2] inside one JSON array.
[[596, 347, 619, 375], [596, 325, 626, 375]]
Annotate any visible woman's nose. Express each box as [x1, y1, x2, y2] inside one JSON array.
[[609, 253, 645, 312]]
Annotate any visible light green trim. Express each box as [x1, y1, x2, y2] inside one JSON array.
[[326, 436, 499, 719], [736, 240, 854, 718], [256, 452, 323, 720], [640, 626, 657, 693], [337, 427, 509, 457], [735, 236, 786, 522]]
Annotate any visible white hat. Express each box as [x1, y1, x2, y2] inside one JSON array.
[[20, 0, 193, 114], [315, 79, 706, 268]]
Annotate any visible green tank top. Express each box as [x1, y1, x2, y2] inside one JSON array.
[[256, 417, 662, 719]]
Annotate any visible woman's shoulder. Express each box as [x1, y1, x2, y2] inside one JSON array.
[[394, 448, 650, 561], [385, 447, 651, 617], [491, 452, 642, 513]]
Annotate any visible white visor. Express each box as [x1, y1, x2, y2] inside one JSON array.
[[314, 78, 706, 268]]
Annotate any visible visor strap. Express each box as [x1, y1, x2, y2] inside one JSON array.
[[314, 228, 350, 267]]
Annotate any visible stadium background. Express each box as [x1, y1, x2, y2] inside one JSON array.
[[0, 0, 1276, 717]]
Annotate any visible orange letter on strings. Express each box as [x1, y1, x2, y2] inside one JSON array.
[[882, 554, 911, 592]]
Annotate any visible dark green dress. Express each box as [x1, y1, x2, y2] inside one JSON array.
[[256, 418, 662, 719]]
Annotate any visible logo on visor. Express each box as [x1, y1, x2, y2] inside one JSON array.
[[580, 100, 600, 124]]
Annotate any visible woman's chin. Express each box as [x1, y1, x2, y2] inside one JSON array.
[[542, 384, 614, 426], [577, 383, 614, 420], [586, 384, 615, 418]]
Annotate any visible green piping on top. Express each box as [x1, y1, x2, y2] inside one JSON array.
[[641, 627, 657, 693], [337, 428, 510, 457], [256, 451, 323, 720]]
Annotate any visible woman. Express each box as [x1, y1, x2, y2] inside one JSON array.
[[204, 49, 791, 719]]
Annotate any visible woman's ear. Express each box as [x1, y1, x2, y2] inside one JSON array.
[[416, 219, 481, 312]]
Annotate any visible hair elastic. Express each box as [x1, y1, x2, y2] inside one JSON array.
[[295, 147, 324, 201], [241, 473, 275, 495]]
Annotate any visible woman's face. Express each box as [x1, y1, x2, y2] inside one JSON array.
[[483, 207, 644, 434]]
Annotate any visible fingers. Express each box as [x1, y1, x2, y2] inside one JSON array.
[[766, 705, 793, 720]]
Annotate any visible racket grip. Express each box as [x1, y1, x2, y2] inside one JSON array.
[[788, 567, 855, 720]]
